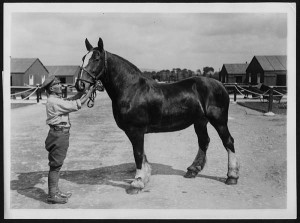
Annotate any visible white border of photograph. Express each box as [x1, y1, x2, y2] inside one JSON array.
[[3, 2, 296, 219]]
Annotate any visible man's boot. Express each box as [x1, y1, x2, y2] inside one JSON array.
[[47, 194, 68, 204], [47, 168, 68, 204], [56, 170, 72, 198]]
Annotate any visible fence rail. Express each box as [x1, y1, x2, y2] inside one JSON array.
[[11, 83, 287, 114], [223, 83, 287, 114], [11, 84, 73, 102]]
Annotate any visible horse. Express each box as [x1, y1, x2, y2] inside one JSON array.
[[75, 37, 240, 189]]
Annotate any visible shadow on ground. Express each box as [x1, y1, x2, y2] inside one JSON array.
[[11, 162, 226, 203]]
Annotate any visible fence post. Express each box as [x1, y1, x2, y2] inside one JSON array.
[[62, 85, 68, 98], [65, 85, 68, 98], [264, 86, 275, 116], [234, 83, 237, 102], [268, 86, 274, 112], [36, 85, 40, 103], [39, 85, 42, 99]]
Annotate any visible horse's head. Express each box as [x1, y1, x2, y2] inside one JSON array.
[[75, 38, 107, 92]]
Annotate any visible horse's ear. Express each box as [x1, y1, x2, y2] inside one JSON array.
[[98, 38, 104, 52], [85, 38, 93, 51]]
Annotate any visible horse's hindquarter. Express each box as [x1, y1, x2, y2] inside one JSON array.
[[151, 77, 230, 130]]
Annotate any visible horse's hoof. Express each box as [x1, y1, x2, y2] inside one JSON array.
[[184, 170, 197, 178], [225, 177, 238, 185], [131, 177, 145, 189]]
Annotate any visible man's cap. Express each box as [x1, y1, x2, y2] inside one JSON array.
[[41, 75, 56, 89]]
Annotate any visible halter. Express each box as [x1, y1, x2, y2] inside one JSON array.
[[78, 49, 107, 84], [77, 49, 107, 108]]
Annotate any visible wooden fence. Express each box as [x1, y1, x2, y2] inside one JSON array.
[[11, 85, 71, 102], [223, 83, 287, 113]]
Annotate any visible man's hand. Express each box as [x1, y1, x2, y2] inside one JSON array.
[[83, 85, 95, 96], [80, 85, 95, 105]]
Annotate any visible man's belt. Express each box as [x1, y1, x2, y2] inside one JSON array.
[[49, 124, 70, 133]]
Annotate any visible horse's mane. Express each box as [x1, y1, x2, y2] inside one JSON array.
[[112, 53, 141, 74], [109, 52, 154, 81]]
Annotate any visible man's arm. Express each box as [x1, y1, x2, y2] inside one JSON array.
[[65, 93, 84, 101], [65, 86, 94, 101], [79, 86, 94, 105], [56, 86, 95, 114]]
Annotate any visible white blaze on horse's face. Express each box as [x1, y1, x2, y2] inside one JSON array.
[[79, 51, 93, 80], [83, 51, 93, 67]]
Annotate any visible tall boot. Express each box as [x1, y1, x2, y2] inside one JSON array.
[[47, 167, 68, 204], [56, 170, 72, 198]]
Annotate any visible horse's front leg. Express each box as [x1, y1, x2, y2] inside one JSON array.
[[125, 129, 151, 189]]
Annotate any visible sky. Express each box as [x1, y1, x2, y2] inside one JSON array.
[[9, 5, 289, 72]]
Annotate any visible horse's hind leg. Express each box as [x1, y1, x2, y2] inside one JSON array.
[[184, 119, 210, 178], [212, 122, 239, 185]]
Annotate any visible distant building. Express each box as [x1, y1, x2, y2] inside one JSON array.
[[10, 58, 49, 86], [46, 66, 81, 85], [219, 63, 248, 84], [246, 55, 287, 86], [211, 71, 220, 81]]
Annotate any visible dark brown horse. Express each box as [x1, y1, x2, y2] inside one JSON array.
[[75, 37, 239, 189]]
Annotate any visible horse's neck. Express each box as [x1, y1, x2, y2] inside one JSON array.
[[101, 52, 142, 101]]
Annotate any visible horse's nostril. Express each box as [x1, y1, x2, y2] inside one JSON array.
[[80, 81, 85, 90], [75, 80, 85, 92]]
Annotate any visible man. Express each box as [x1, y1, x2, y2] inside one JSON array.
[[41, 75, 94, 204]]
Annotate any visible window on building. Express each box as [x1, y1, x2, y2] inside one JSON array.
[[59, 77, 66, 84], [276, 75, 286, 86], [29, 75, 34, 85], [257, 73, 261, 84], [236, 76, 242, 83]]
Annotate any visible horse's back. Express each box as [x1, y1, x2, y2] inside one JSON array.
[[158, 76, 230, 123], [153, 76, 229, 107], [142, 76, 228, 131]]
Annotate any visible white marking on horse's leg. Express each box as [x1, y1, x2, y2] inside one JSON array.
[[227, 149, 239, 179], [134, 155, 151, 179], [132, 155, 152, 188], [142, 155, 152, 184], [135, 169, 145, 179]]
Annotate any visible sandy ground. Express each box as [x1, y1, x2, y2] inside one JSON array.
[[8, 92, 287, 213]]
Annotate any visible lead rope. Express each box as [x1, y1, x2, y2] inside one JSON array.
[[87, 80, 104, 108]]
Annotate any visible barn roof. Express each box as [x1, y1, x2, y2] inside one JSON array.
[[254, 55, 287, 71], [223, 63, 248, 74], [46, 66, 80, 76], [11, 58, 39, 73]]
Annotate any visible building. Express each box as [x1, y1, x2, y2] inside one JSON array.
[[10, 58, 49, 86], [246, 55, 287, 86], [219, 63, 248, 84], [46, 66, 81, 85], [210, 71, 220, 81]]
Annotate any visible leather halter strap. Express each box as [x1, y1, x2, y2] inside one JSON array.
[[78, 50, 107, 85]]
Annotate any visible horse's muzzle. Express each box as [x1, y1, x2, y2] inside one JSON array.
[[75, 79, 85, 92]]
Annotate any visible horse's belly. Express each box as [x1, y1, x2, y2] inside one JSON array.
[[148, 112, 196, 133]]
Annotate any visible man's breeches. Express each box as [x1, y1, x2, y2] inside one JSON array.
[[45, 129, 70, 168]]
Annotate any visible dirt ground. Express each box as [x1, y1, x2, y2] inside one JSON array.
[[8, 92, 288, 217]]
